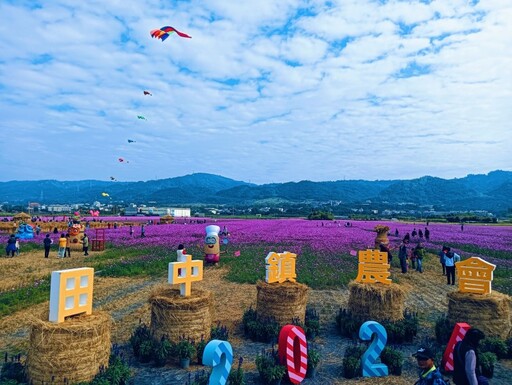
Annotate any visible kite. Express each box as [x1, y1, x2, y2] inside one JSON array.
[[101, 192, 110, 197], [110, 176, 117, 181], [137, 115, 146, 120], [118, 158, 130, 163], [150, 26, 192, 41], [127, 139, 136, 143], [143, 90, 152, 96]]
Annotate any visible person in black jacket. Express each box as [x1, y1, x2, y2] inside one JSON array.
[[43, 234, 53, 258], [453, 328, 487, 385]]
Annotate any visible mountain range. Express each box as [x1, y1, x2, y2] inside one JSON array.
[[1, 170, 511, 213]]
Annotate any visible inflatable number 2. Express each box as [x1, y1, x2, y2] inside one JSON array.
[[202, 340, 233, 385], [359, 321, 388, 377]]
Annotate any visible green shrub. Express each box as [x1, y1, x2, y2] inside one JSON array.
[[434, 315, 453, 345], [304, 307, 320, 340], [336, 308, 417, 343], [176, 339, 196, 360], [228, 357, 246, 385], [90, 353, 131, 385], [242, 308, 279, 343], [129, 322, 152, 358], [0, 361, 25, 384], [342, 346, 364, 379], [506, 338, 512, 359], [308, 348, 321, 369], [255, 349, 286, 385], [154, 336, 174, 367], [139, 339, 155, 363], [479, 352, 497, 379], [481, 337, 508, 359], [211, 321, 229, 341], [195, 337, 207, 365], [380, 346, 404, 375]]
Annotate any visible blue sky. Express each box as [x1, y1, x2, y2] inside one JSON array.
[[1, 0, 511, 184]]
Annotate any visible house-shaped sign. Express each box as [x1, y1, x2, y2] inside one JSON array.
[[455, 257, 496, 295]]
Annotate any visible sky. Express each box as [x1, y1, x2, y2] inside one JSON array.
[[1, 0, 511, 184]]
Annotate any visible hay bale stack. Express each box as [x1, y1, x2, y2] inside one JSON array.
[[348, 281, 406, 322], [26, 311, 112, 384], [447, 291, 512, 339], [256, 280, 309, 326], [149, 286, 213, 342]]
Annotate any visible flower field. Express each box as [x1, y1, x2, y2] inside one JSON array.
[[11, 218, 512, 292]]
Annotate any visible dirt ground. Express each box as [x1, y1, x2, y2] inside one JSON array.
[[1, 250, 511, 384]]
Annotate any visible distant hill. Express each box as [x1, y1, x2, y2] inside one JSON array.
[[0, 170, 511, 213]]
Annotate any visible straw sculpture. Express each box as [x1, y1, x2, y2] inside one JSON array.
[[447, 290, 512, 339], [256, 280, 309, 326], [348, 281, 406, 322], [149, 286, 213, 342], [26, 311, 112, 384]]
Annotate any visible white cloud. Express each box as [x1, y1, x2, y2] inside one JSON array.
[[0, 0, 510, 184]]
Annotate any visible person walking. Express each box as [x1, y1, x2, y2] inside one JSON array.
[[43, 234, 53, 258], [65, 233, 71, 258], [5, 235, 16, 257], [129, 225, 133, 236], [413, 242, 425, 273], [443, 247, 461, 285], [438, 246, 448, 276], [35, 225, 41, 236], [425, 227, 430, 241], [141, 224, 145, 238], [15, 237, 20, 256], [82, 233, 90, 256], [453, 328, 487, 385], [398, 238, 409, 273], [58, 233, 67, 258], [412, 347, 448, 385]]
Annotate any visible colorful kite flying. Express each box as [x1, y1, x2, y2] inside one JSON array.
[[150, 26, 192, 41], [127, 139, 136, 143], [137, 115, 146, 120], [101, 192, 110, 197], [143, 90, 152, 96]]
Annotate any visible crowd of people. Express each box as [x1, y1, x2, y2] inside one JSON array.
[[40, 232, 90, 258]]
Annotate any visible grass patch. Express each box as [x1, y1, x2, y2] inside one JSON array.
[[429, 242, 512, 260], [493, 268, 512, 295], [0, 278, 50, 317], [221, 245, 356, 289]]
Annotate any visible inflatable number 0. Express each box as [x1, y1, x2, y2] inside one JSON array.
[[359, 321, 388, 377], [278, 325, 308, 384], [202, 340, 233, 385]]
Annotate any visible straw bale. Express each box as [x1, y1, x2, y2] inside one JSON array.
[[447, 290, 512, 339], [256, 280, 309, 326], [26, 311, 112, 384], [149, 286, 213, 342], [348, 281, 406, 322]]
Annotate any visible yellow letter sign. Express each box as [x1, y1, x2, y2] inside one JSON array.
[[355, 250, 391, 285], [456, 257, 496, 294], [265, 251, 297, 284], [49, 267, 94, 323], [169, 254, 203, 296]]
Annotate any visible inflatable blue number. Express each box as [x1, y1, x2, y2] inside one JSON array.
[[202, 340, 233, 385], [359, 321, 388, 377]]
